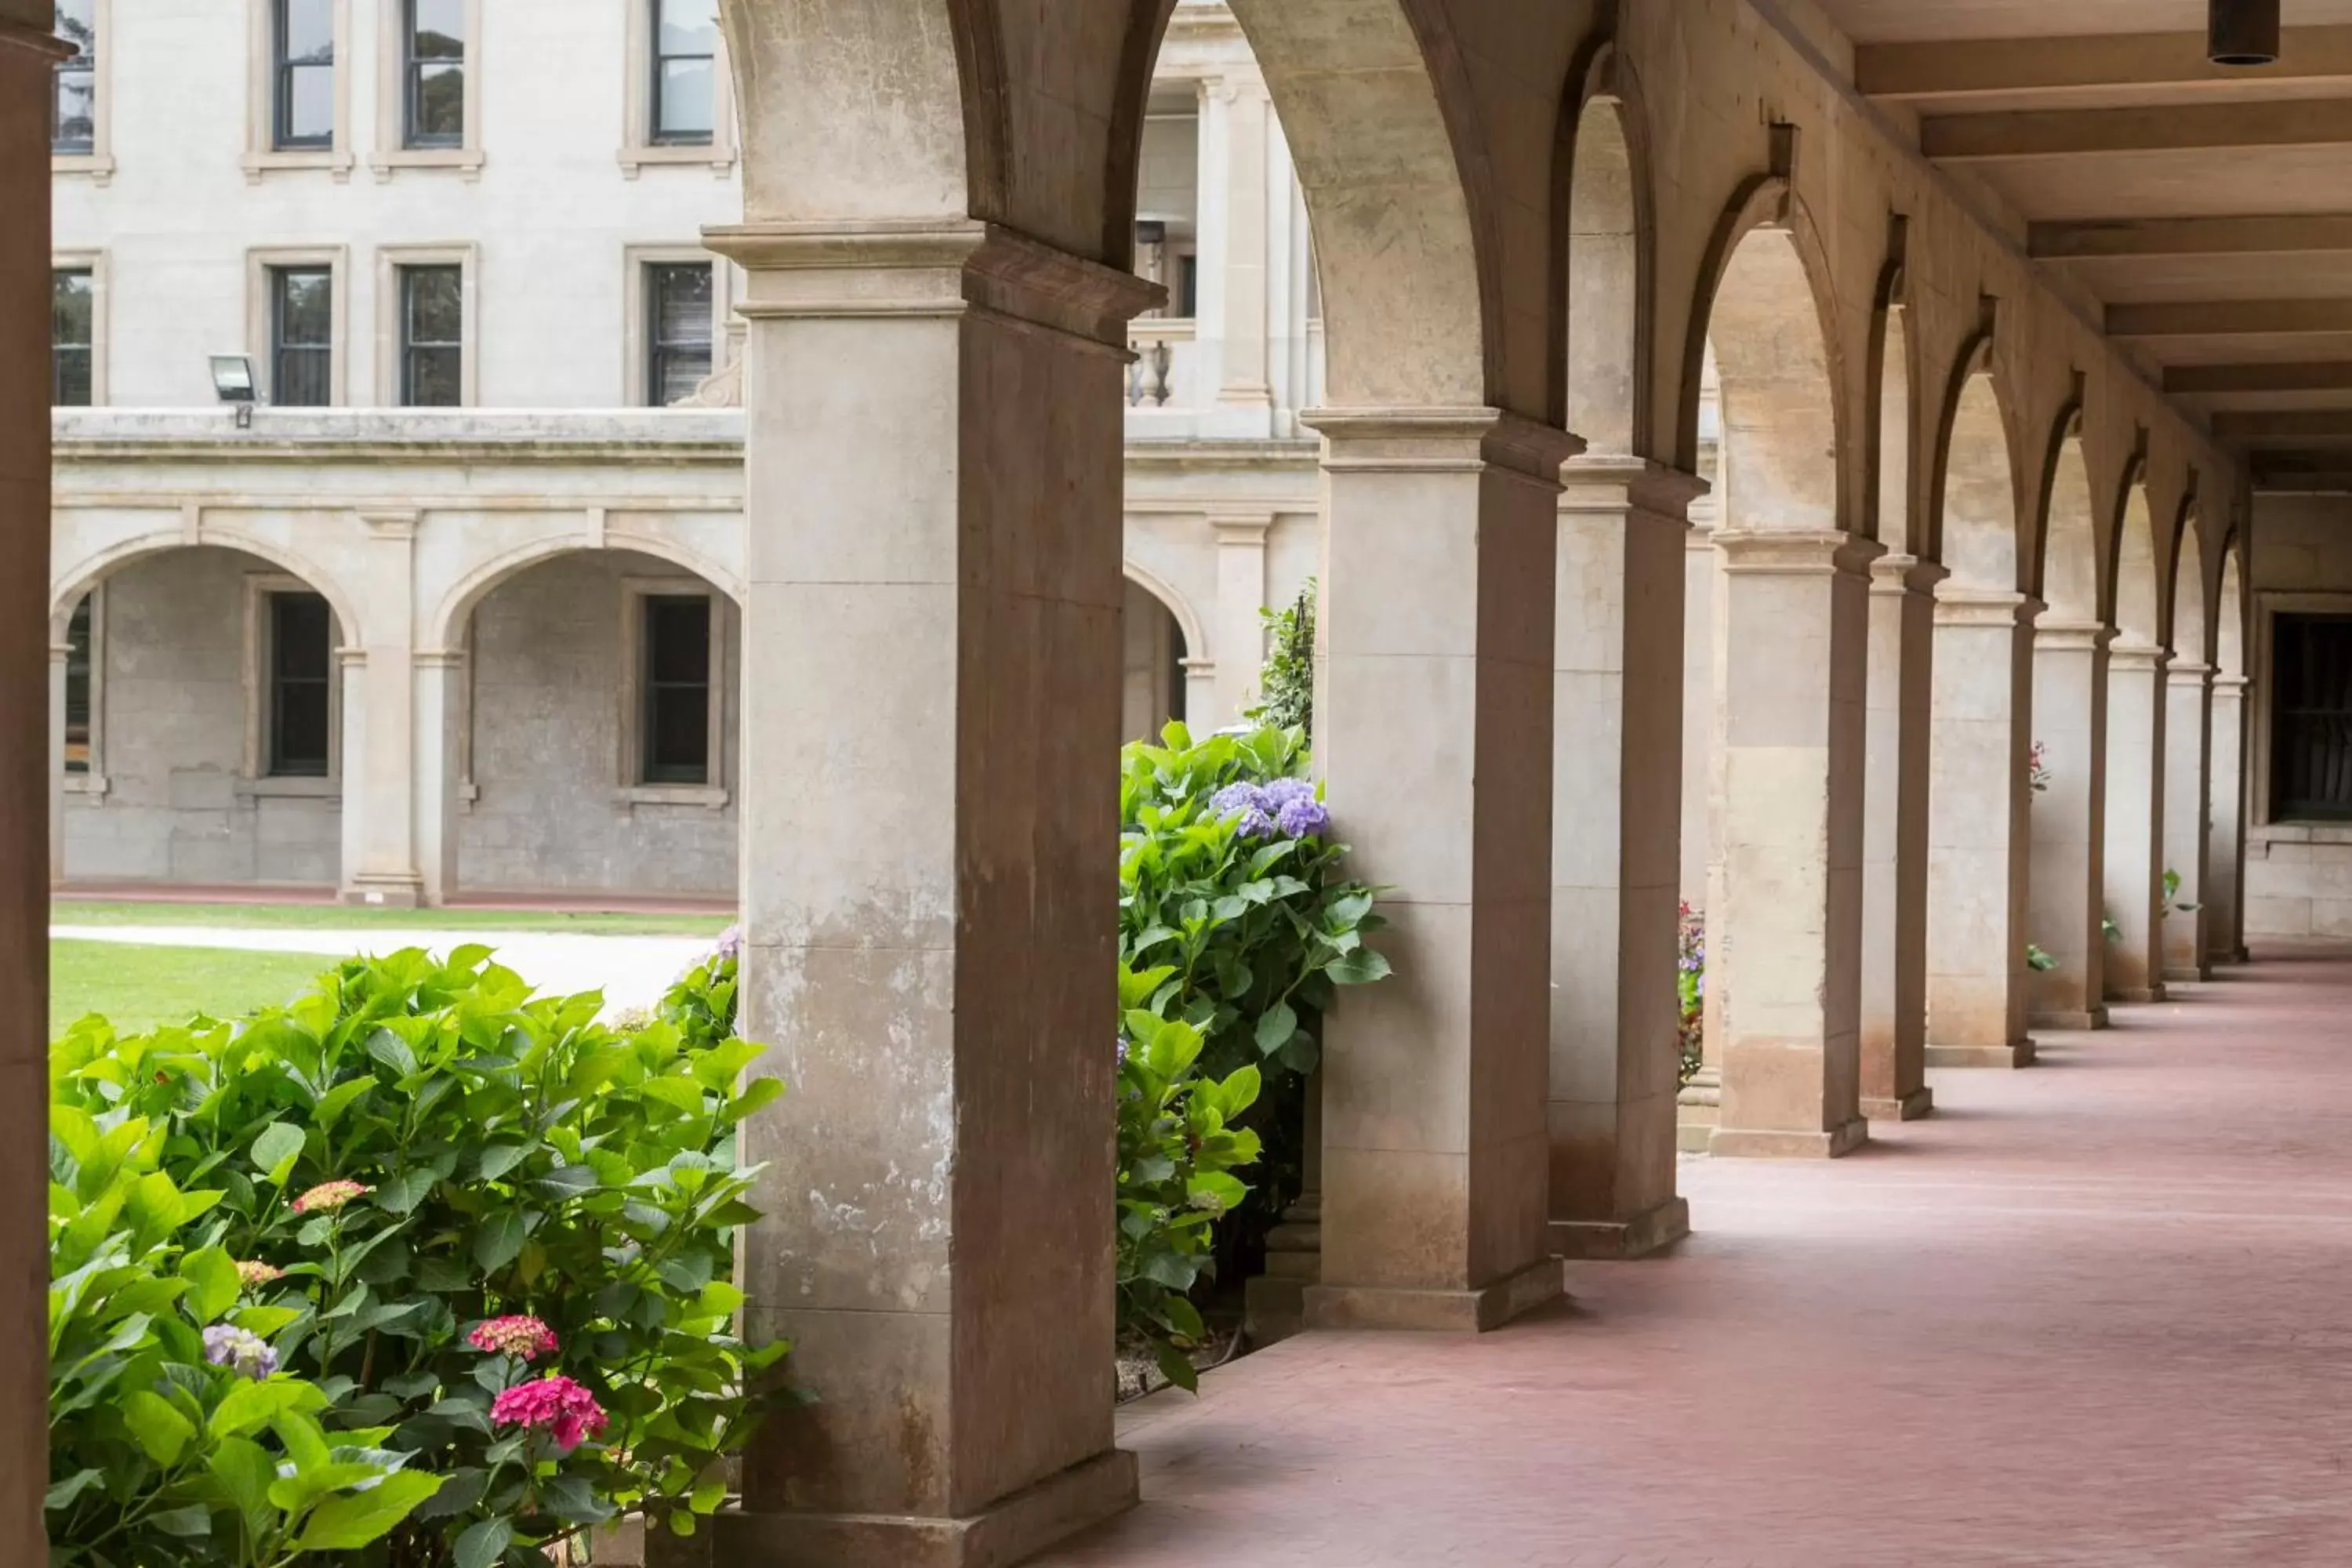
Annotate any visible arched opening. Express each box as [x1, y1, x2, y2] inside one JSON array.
[[1923, 348, 2036, 1067], [1121, 576, 1189, 742], [2103, 472, 2169, 1001], [2026, 420, 2109, 1029], [2162, 505, 2214, 980], [53, 545, 350, 895], [1563, 80, 1642, 458], [1677, 205, 1871, 1159], [446, 548, 740, 905], [2209, 543, 2249, 965]]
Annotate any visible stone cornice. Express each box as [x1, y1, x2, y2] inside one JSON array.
[[1558, 454, 1710, 522]]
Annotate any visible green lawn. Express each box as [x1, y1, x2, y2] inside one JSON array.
[[52, 939, 337, 1036], [52, 900, 732, 938]]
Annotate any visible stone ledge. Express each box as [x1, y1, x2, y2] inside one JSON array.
[[1926, 1040, 2038, 1069], [2029, 1008, 2108, 1031], [1710, 1118, 1869, 1159], [1549, 1196, 1690, 1261], [1862, 1087, 1935, 1122], [1305, 1256, 1563, 1333], [709, 1449, 1137, 1568]]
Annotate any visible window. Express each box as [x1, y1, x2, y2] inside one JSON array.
[[398, 265, 463, 406], [64, 593, 94, 775], [267, 592, 333, 778], [2270, 614, 2352, 820], [274, 0, 336, 150], [402, 0, 464, 147], [1178, 253, 1200, 319], [52, 269, 93, 408], [645, 262, 713, 405], [53, 0, 96, 154], [641, 596, 713, 784], [652, 0, 718, 145], [270, 266, 332, 406]]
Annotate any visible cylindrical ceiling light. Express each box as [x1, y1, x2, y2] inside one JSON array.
[[2210, 0, 2281, 67]]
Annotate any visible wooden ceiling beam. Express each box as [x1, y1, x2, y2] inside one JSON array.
[[2212, 410, 2352, 441], [2165, 361, 2352, 394], [2031, 213, 2352, 260], [1858, 26, 2352, 99], [1923, 100, 2352, 162], [2107, 299, 2352, 338]]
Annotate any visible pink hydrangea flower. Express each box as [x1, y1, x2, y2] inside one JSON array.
[[290, 1179, 370, 1215], [491, 1374, 609, 1453], [236, 1261, 284, 1289], [467, 1314, 560, 1361]]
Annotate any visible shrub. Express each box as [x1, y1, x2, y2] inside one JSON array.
[[49, 1109, 441, 1566], [1245, 581, 1316, 738], [1675, 902, 1705, 1086], [49, 942, 786, 1567]]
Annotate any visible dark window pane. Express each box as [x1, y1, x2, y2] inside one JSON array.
[[405, 266, 461, 341], [273, 268, 332, 407], [657, 0, 718, 55], [401, 266, 462, 407], [655, 59, 715, 142], [53, 270, 93, 408], [278, 269, 330, 344], [642, 595, 713, 784], [647, 263, 714, 405], [53, 67, 94, 154], [411, 60, 464, 143], [410, 0, 464, 55], [270, 593, 332, 778], [2273, 615, 2352, 820], [64, 593, 92, 774]]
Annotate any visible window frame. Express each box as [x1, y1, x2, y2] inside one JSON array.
[[642, 260, 716, 408], [239, 575, 344, 789], [2263, 608, 2352, 823], [50, 0, 113, 181], [619, 0, 736, 176], [245, 0, 353, 180], [58, 585, 107, 795], [246, 246, 347, 408], [372, 0, 483, 179], [374, 244, 479, 406], [269, 266, 336, 409], [50, 252, 106, 408], [616, 576, 729, 806], [622, 246, 732, 407]]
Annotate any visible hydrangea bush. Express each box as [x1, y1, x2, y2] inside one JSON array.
[[50, 938, 785, 1567], [1676, 902, 1705, 1087]]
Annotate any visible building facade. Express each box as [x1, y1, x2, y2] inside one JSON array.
[[47, 0, 1319, 903]]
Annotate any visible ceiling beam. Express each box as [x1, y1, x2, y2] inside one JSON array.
[[2212, 411, 2352, 441], [2107, 299, 2352, 337], [1857, 27, 2352, 99], [2165, 361, 2352, 394], [1922, 100, 2352, 162], [2031, 213, 2352, 260], [2254, 472, 2352, 491]]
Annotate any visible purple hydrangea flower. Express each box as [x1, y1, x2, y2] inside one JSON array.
[[1232, 807, 1277, 840], [1210, 782, 1268, 817], [713, 924, 744, 964], [203, 1324, 278, 1381], [1274, 794, 1330, 839]]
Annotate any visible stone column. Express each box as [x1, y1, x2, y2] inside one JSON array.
[[412, 649, 466, 906], [341, 510, 424, 906], [703, 221, 1155, 1564], [1, 16, 60, 1556], [1210, 510, 1273, 725], [48, 641, 68, 884], [1859, 554, 1940, 1120], [1707, 531, 1877, 1160], [2164, 661, 2216, 982], [1200, 71, 1273, 437], [1303, 408, 1578, 1330], [2103, 642, 2169, 1002], [2027, 620, 2110, 1029], [1924, 588, 2038, 1068], [1547, 456, 1700, 1259], [2209, 673, 2249, 964]]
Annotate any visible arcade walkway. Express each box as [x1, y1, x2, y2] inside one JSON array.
[[1048, 949, 2352, 1567]]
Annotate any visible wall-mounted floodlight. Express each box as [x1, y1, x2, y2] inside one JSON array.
[[210, 353, 258, 428], [2210, 0, 2281, 67]]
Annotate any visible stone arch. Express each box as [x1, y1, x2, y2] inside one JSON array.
[[2170, 502, 2211, 666], [427, 528, 745, 652], [1556, 36, 1653, 455], [1928, 336, 2021, 591], [1682, 178, 1846, 532], [1120, 564, 1196, 742], [1120, 558, 1206, 667], [1867, 256, 1920, 552], [52, 527, 365, 648], [2217, 539, 2246, 679], [2039, 410, 2100, 623], [2113, 462, 2161, 649]]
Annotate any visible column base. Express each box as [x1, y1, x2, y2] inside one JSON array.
[[339, 874, 425, 909], [1926, 1039, 2036, 1069], [1708, 1117, 1868, 1160], [1304, 1255, 1563, 1333], [710, 1450, 1137, 1568], [1675, 1071, 1720, 1154], [1861, 1087, 1934, 1122], [2106, 985, 2166, 1004], [1241, 1200, 1320, 1347], [1548, 1196, 1690, 1261], [2029, 1007, 2108, 1032], [2163, 965, 2211, 984]]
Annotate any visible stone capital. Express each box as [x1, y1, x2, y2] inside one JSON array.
[[1557, 453, 1708, 524], [1713, 528, 1883, 578], [707, 220, 1163, 352], [2034, 617, 2111, 652], [2214, 673, 2252, 695], [2109, 640, 2169, 673], [2168, 660, 2216, 687], [1868, 550, 1948, 597], [1932, 584, 2042, 629], [335, 648, 368, 670], [1207, 509, 1275, 546], [358, 508, 419, 540], [413, 648, 467, 670], [1303, 406, 1584, 488]]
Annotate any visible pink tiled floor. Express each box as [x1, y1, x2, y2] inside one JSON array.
[[1044, 949, 2352, 1567]]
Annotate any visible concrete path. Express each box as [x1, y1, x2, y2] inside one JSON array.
[[1045, 948, 2352, 1567], [51, 924, 715, 1017]]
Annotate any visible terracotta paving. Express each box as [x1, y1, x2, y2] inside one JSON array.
[[1044, 948, 2352, 1567]]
